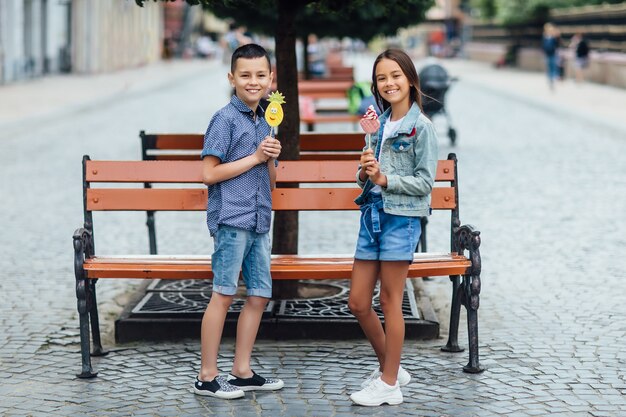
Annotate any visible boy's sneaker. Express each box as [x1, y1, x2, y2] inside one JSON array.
[[227, 370, 284, 391], [350, 376, 403, 406], [360, 365, 411, 389], [193, 375, 244, 399]]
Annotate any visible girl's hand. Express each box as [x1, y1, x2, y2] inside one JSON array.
[[360, 148, 376, 167], [361, 148, 387, 187]]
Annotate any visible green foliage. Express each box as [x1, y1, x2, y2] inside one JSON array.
[[470, 0, 625, 24], [135, 0, 434, 42]]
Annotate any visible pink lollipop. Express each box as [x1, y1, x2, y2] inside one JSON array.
[[359, 105, 380, 148]]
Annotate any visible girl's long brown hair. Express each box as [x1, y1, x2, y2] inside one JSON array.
[[371, 49, 423, 113]]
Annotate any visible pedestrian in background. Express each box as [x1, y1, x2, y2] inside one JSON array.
[[542, 23, 561, 90], [570, 31, 590, 83], [194, 43, 283, 399], [348, 49, 439, 407]]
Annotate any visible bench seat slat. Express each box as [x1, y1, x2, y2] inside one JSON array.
[[84, 253, 470, 280]]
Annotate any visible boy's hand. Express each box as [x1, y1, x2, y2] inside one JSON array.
[[261, 136, 281, 161]]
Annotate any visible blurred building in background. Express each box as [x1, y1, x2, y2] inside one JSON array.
[[0, 0, 162, 84]]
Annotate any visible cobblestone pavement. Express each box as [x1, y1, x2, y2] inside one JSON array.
[[1, 54, 625, 417]]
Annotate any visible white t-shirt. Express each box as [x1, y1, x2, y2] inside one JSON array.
[[370, 116, 405, 194]]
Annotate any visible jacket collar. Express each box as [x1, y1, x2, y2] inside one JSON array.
[[379, 102, 422, 136]]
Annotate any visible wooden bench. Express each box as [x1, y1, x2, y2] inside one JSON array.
[[139, 131, 429, 256], [73, 155, 483, 378], [299, 96, 359, 131], [328, 65, 354, 81], [270, 80, 353, 100]]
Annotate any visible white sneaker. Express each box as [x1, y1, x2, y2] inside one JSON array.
[[350, 376, 403, 406], [360, 365, 411, 389]]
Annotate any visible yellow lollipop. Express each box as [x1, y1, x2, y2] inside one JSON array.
[[265, 91, 285, 136]]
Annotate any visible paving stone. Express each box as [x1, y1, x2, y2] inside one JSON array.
[[1, 55, 626, 417]]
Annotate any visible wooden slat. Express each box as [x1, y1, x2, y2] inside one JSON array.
[[437, 160, 455, 182], [87, 160, 455, 183], [86, 186, 455, 211], [84, 253, 470, 279], [300, 114, 360, 124], [271, 188, 360, 210], [299, 152, 360, 161], [87, 188, 207, 211], [155, 134, 204, 150], [87, 160, 204, 183], [300, 132, 364, 151], [276, 160, 357, 182], [87, 160, 359, 183]]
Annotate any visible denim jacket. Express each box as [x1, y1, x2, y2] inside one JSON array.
[[355, 102, 439, 217]]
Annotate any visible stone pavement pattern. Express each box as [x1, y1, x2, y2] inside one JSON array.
[[0, 55, 625, 416]]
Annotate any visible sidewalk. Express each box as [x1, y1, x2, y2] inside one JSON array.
[[346, 54, 626, 134], [2, 55, 624, 136], [2, 54, 625, 417], [0, 58, 222, 137], [437, 58, 626, 134]]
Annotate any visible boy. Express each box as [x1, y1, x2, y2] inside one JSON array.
[[194, 43, 283, 399]]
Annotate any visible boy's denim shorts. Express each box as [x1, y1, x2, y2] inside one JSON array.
[[211, 225, 272, 298], [354, 194, 421, 262]]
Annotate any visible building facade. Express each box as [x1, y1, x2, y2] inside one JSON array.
[[0, 0, 162, 85]]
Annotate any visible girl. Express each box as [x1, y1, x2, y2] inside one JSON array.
[[348, 49, 438, 407]]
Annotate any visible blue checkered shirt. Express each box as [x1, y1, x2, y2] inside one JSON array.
[[201, 95, 272, 236]]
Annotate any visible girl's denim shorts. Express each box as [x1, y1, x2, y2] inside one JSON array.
[[354, 194, 421, 262], [211, 225, 272, 298]]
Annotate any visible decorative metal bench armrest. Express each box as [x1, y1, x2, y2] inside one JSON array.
[[73, 228, 94, 280], [453, 223, 482, 310]]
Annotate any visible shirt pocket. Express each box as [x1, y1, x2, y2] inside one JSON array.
[[389, 139, 415, 174]]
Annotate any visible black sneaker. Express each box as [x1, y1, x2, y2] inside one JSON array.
[[227, 370, 284, 391], [193, 375, 244, 399]]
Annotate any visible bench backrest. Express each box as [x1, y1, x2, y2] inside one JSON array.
[[83, 158, 457, 213], [140, 131, 364, 161]]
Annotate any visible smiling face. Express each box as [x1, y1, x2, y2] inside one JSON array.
[[228, 57, 272, 110], [375, 58, 411, 114]]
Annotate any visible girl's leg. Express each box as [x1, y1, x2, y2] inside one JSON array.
[[378, 261, 410, 386], [199, 292, 234, 380], [349, 260, 386, 366], [231, 295, 269, 377]]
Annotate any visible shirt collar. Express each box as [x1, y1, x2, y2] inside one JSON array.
[[230, 95, 265, 117]]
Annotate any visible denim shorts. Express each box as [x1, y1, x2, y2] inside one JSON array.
[[354, 194, 421, 262], [211, 225, 272, 298]]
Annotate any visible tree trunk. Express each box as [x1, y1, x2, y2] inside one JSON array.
[[302, 33, 310, 80], [272, 0, 300, 299]]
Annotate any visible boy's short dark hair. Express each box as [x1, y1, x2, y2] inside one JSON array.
[[231, 43, 271, 73]]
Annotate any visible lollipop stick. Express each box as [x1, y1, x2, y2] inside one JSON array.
[[367, 133, 371, 149]]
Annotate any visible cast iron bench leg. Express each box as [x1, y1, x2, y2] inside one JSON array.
[[463, 273, 483, 373], [74, 230, 97, 378], [146, 210, 157, 255], [441, 275, 464, 353], [75, 274, 97, 378], [88, 280, 108, 357]]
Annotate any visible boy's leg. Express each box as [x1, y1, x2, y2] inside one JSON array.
[[378, 261, 410, 386], [231, 295, 269, 377], [228, 232, 283, 391], [199, 292, 233, 381], [199, 225, 247, 381], [232, 231, 272, 377]]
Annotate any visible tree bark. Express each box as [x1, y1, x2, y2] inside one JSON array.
[[272, 0, 300, 299]]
